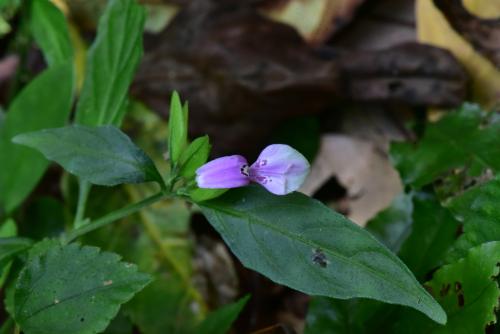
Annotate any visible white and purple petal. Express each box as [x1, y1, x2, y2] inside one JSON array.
[[196, 155, 250, 189], [249, 144, 310, 195]]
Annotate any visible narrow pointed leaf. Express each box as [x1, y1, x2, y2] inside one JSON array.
[[168, 91, 188, 165], [29, 0, 73, 66], [75, 0, 145, 126], [199, 186, 446, 324], [195, 295, 250, 334]]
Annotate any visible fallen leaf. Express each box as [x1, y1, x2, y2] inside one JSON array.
[[416, 0, 500, 107], [259, 0, 364, 45], [301, 134, 402, 226], [300, 110, 403, 226]]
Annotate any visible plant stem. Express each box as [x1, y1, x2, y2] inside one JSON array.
[[64, 192, 165, 244], [74, 180, 91, 228]]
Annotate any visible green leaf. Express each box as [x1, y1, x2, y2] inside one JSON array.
[[84, 184, 199, 334], [0, 107, 5, 128], [446, 176, 500, 262], [305, 297, 367, 334], [190, 188, 228, 202], [168, 91, 188, 165], [393, 241, 500, 333], [179, 135, 210, 179], [0, 318, 14, 334], [14, 243, 151, 334], [199, 186, 446, 324], [365, 193, 413, 252], [0, 63, 74, 213], [29, 0, 73, 66], [391, 104, 500, 188], [398, 194, 461, 281], [0, 219, 17, 287], [195, 295, 249, 334], [13, 125, 163, 187], [75, 0, 145, 126], [103, 311, 133, 334], [0, 237, 33, 271], [125, 275, 197, 334]]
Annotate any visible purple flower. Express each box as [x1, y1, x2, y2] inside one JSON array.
[[195, 144, 310, 195], [195, 155, 250, 189]]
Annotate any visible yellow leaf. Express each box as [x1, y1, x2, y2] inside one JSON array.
[[463, 0, 500, 19], [416, 0, 500, 107], [260, 0, 363, 45]]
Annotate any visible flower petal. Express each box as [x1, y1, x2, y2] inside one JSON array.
[[249, 144, 310, 195], [196, 155, 250, 189]]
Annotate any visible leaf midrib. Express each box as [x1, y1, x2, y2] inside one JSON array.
[[21, 279, 144, 320], [202, 202, 431, 307]]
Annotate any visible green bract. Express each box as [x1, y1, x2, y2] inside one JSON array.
[[178, 135, 211, 179], [168, 91, 188, 166]]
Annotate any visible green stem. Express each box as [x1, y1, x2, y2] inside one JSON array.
[[64, 192, 165, 244], [74, 180, 91, 228]]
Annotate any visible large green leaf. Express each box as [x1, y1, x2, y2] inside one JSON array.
[[393, 241, 500, 333], [75, 0, 145, 126], [29, 0, 73, 66], [391, 104, 500, 188], [398, 194, 461, 281], [13, 125, 163, 187], [14, 243, 151, 334], [199, 186, 446, 324], [195, 295, 249, 334], [446, 176, 500, 261], [0, 63, 73, 213]]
